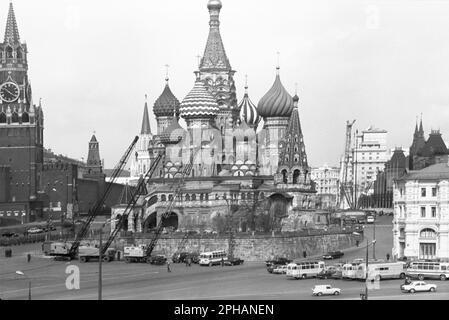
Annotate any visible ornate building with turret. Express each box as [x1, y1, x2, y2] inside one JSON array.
[[118, 0, 318, 233]]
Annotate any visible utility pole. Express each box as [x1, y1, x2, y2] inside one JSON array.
[[98, 227, 103, 301], [373, 212, 376, 260]]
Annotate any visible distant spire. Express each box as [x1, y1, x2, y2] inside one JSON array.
[[4, 2, 20, 44], [419, 113, 424, 135], [141, 95, 151, 135]]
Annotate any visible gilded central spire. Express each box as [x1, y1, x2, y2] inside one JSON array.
[[200, 0, 231, 71]]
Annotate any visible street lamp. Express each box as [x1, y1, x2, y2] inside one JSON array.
[[15, 271, 31, 300], [98, 218, 116, 301], [362, 239, 377, 300]]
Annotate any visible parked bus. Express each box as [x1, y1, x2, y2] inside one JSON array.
[[342, 262, 362, 280], [355, 262, 406, 280], [286, 261, 325, 279], [406, 261, 449, 281], [199, 250, 228, 266]]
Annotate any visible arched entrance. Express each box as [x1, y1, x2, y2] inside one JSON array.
[[143, 212, 157, 232], [162, 212, 179, 230], [268, 194, 291, 231]]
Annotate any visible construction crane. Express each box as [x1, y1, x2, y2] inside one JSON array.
[[45, 136, 139, 260], [339, 120, 356, 209], [100, 153, 163, 255]]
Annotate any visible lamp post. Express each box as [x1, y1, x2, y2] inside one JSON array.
[[363, 239, 377, 300], [373, 211, 376, 260], [16, 271, 31, 300], [98, 218, 115, 301]]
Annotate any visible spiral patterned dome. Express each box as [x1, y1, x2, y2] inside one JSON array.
[[153, 83, 180, 118], [239, 89, 260, 127], [180, 79, 219, 119], [160, 117, 186, 145], [257, 71, 294, 118]]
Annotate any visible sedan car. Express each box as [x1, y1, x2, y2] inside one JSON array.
[[272, 265, 288, 274], [401, 281, 437, 293], [323, 251, 344, 260], [265, 257, 292, 267], [312, 285, 341, 296], [224, 257, 244, 266], [149, 255, 167, 265]]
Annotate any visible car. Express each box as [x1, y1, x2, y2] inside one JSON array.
[[400, 281, 437, 293], [312, 285, 341, 296], [27, 227, 45, 234], [272, 265, 288, 274], [224, 257, 244, 266], [366, 215, 375, 224], [316, 266, 339, 279], [149, 255, 167, 265], [172, 252, 190, 263], [322, 251, 344, 260], [265, 257, 292, 267], [1, 232, 20, 238]]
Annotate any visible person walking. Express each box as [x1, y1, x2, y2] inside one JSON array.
[[167, 259, 171, 273], [221, 257, 224, 267]]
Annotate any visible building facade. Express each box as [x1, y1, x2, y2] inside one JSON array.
[[310, 165, 339, 209], [393, 162, 449, 261]]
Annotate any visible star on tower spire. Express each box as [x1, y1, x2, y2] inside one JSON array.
[[4, 2, 20, 44]]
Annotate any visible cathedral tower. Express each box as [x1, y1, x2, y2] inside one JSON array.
[[199, 0, 238, 133], [0, 3, 44, 217]]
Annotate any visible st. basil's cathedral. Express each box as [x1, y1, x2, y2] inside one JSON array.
[[122, 0, 317, 233]]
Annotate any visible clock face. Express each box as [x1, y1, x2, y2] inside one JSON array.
[[0, 82, 20, 103]]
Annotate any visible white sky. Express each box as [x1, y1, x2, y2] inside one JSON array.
[[7, 0, 449, 168]]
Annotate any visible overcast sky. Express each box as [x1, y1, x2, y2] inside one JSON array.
[[7, 0, 449, 168]]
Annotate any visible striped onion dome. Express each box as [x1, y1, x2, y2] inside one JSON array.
[[153, 82, 180, 118], [257, 69, 294, 118], [160, 117, 186, 145], [179, 79, 219, 119], [239, 86, 260, 127]]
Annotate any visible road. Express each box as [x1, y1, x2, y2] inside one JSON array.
[[1, 215, 447, 300]]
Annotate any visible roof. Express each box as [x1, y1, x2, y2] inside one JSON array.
[[141, 101, 151, 135], [153, 83, 180, 118], [257, 70, 293, 118], [104, 169, 131, 178], [397, 162, 449, 181], [239, 87, 260, 128], [4, 3, 20, 44], [418, 131, 449, 157], [180, 79, 219, 119], [160, 117, 186, 145], [200, 1, 231, 72]]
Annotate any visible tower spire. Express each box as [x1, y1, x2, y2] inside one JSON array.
[[419, 113, 424, 135], [141, 95, 151, 135], [200, 0, 231, 71], [4, 2, 20, 44]]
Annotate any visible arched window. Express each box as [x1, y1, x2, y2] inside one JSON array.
[[0, 113, 6, 124], [185, 194, 191, 201], [200, 194, 204, 201], [293, 170, 301, 184], [205, 194, 209, 201], [161, 195, 167, 202], [6, 46, 13, 58], [420, 228, 436, 238], [192, 194, 196, 201], [241, 193, 246, 200], [16, 47, 23, 59], [168, 194, 173, 201], [282, 169, 288, 184], [11, 112, 19, 123], [22, 112, 29, 123]]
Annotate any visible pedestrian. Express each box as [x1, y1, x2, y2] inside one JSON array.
[[185, 257, 189, 267], [167, 259, 171, 273], [221, 257, 224, 267], [188, 257, 192, 267], [303, 251, 307, 259], [27, 253, 31, 263], [356, 240, 359, 247]]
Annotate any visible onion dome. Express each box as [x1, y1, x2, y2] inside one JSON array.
[[257, 69, 294, 118], [160, 116, 186, 145], [208, 0, 222, 10], [239, 83, 260, 128], [179, 79, 219, 119], [153, 82, 180, 118]]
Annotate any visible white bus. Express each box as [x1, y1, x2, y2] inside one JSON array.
[[199, 250, 228, 266], [286, 261, 325, 279], [406, 261, 449, 281], [355, 262, 406, 281], [342, 262, 362, 280]]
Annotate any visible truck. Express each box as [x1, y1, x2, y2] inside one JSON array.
[[124, 245, 151, 263], [78, 245, 117, 263]]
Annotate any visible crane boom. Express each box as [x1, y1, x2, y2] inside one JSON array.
[[339, 120, 355, 209], [145, 150, 199, 257], [100, 153, 163, 255], [67, 136, 139, 258]]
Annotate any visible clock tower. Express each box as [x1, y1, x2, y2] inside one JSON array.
[[0, 2, 44, 222]]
